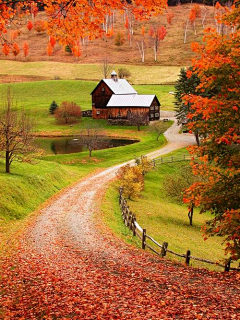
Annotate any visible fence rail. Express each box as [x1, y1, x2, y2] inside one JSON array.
[[119, 187, 239, 272], [152, 154, 193, 167]]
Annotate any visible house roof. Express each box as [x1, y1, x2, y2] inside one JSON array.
[[103, 79, 137, 94], [96, 79, 137, 95], [107, 94, 159, 108]]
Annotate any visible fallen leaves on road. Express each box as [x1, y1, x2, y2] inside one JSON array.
[[0, 158, 239, 319]]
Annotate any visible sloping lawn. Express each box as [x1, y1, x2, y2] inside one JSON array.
[[101, 149, 237, 271]]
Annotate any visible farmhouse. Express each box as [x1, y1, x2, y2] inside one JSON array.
[[91, 71, 160, 122]]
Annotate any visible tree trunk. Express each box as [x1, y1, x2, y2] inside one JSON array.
[[5, 151, 10, 173], [188, 206, 193, 226], [89, 149, 92, 157], [194, 130, 200, 147]]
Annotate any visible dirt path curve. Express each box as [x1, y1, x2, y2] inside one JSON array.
[[1, 120, 239, 319]]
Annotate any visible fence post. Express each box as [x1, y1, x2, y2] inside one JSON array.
[[119, 187, 122, 204], [142, 229, 146, 249], [160, 242, 168, 257], [185, 250, 191, 265], [224, 259, 231, 272], [132, 215, 136, 236], [128, 212, 132, 229]]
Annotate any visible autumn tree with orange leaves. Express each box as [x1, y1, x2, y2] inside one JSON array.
[[183, 4, 240, 261], [149, 25, 167, 62], [0, 0, 167, 56]]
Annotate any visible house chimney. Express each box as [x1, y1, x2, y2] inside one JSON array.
[[111, 70, 118, 82]]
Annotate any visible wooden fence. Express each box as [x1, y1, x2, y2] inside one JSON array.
[[119, 187, 238, 272], [152, 154, 192, 167]]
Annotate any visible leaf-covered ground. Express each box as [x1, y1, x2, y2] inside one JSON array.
[[1, 168, 239, 319], [1, 123, 239, 319]]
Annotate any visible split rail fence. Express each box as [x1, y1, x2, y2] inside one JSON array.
[[152, 154, 192, 167], [119, 187, 238, 272]]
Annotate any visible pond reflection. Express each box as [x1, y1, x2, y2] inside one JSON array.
[[34, 136, 138, 155]]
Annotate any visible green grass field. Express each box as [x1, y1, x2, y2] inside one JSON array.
[[0, 80, 175, 133], [0, 60, 181, 85], [101, 149, 236, 271], [0, 129, 167, 252], [0, 123, 169, 243]]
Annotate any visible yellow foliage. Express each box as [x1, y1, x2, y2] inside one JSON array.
[[117, 164, 144, 199], [135, 155, 153, 175]]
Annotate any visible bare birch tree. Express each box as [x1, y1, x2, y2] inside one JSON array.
[[79, 123, 103, 157], [137, 25, 145, 63], [101, 56, 113, 79]]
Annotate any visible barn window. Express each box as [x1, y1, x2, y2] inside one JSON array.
[[150, 106, 154, 110], [155, 106, 158, 111], [155, 113, 159, 117], [102, 87, 105, 96], [97, 111, 100, 115], [150, 113, 154, 118]]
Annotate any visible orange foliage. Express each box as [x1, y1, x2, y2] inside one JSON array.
[[2, 43, 10, 56], [183, 6, 240, 260], [73, 44, 81, 59], [49, 36, 56, 47], [27, 20, 33, 31], [34, 20, 46, 33], [47, 43, 53, 56], [158, 26, 167, 40], [166, 10, 174, 25], [23, 42, 29, 57], [0, 0, 168, 51], [12, 43, 20, 58]]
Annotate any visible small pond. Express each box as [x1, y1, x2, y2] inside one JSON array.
[[34, 136, 139, 155]]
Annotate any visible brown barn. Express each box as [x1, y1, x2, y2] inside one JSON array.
[[91, 71, 160, 122]]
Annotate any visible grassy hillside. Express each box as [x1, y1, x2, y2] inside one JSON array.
[[0, 160, 83, 222], [0, 61, 181, 85], [101, 149, 236, 271], [0, 80, 175, 133], [0, 123, 170, 245]]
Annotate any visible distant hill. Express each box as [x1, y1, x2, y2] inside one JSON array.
[[1, 4, 217, 66]]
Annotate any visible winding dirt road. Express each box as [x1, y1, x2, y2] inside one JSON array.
[[1, 120, 239, 319]]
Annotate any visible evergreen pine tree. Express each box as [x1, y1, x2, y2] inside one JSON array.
[[174, 67, 200, 126], [49, 101, 58, 114]]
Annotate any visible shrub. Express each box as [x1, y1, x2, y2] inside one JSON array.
[[49, 101, 58, 114], [114, 32, 125, 46], [65, 45, 72, 54], [118, 68, 131, 79], [163, 165, 204, 203], [135, 155, 153, 176], [117, 164, 144, 199], [34, 20, 46, 33], [54, 101, 81, 124]]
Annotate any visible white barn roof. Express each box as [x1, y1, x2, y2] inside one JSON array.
[[107, 94, 156, 107], [102, 79, 137, 95]]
